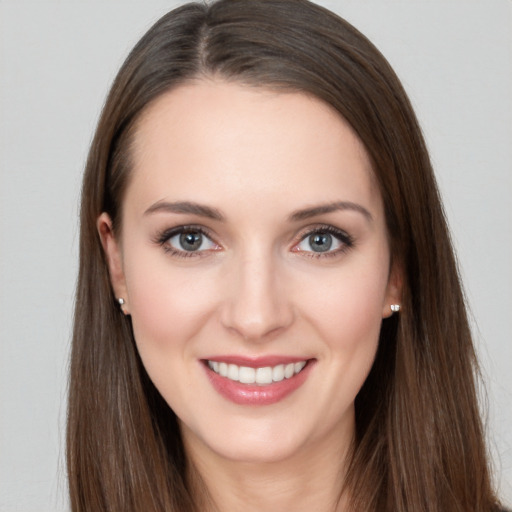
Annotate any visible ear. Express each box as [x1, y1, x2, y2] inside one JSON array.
[[382, 263, 403, 319], [97, 212, 130, 315]]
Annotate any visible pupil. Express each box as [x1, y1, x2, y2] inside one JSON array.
[[310, 233, 332, 252], [180, 232, 202, 251]]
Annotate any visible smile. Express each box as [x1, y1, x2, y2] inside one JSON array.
[[203, 357, 315, 405], [207, 360, 307, 385]]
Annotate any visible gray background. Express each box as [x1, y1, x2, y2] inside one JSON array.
[[0, 1, 510, 510]]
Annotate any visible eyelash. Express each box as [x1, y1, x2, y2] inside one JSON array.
[[153, 225, 218, 259], [153, 224, 355, 260], [292, 225, 355, 259]]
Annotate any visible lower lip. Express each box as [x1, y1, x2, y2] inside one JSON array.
[[203, 361, 314, 406]]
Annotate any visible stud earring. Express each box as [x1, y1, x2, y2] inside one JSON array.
[[390, 304, 400, 313], [117, 297, 129, 316]]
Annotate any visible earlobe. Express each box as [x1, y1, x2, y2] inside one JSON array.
[[382, 264, 403, 319], [97, 213, 129, 314]]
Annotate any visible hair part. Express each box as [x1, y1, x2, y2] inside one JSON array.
[[68, 1, 500, 510]]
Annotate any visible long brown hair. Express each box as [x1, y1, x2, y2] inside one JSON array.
[[67, 1, 501, 510]]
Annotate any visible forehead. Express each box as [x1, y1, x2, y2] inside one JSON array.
[[126, 80, 382, 219]]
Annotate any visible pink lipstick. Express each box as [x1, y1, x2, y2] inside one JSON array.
[[202, 356, 315, 405]]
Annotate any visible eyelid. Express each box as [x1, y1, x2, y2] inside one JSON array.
[[153, 224, 221, 257], [291, 224, 354, 256], [152, 223, 354, 259]]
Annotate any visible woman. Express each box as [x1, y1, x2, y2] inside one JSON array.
[[67, 0, 504, 510]]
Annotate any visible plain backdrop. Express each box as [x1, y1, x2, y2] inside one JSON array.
[[0, 1, 510, 510]]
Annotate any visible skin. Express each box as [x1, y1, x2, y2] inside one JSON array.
[[99, 80, 401, 511]]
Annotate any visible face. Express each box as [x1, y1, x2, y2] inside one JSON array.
[[99, 81, 400, 466]]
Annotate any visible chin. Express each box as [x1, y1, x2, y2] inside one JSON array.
[[180, 410, 348, 467], [207, 434, 307, 465]]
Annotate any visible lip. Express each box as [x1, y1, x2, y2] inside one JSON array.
[[202, 357, 315, 406], [205, 355, 309, 368]]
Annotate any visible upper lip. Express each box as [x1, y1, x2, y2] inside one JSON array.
[[203, 355, 313, 368]]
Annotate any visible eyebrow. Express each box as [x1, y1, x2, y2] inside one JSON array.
[[143, 199, 372, 223], [143, 200, 225, 221], [288, 201, 373, 222]]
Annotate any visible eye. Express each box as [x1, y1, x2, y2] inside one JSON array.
[[292, 226, 353, 256], [168, 229, 217, 252], [301, 232, 336, 253], [156, 226, 220, 257]]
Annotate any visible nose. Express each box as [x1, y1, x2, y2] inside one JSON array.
[[220, 251, 294, 341]]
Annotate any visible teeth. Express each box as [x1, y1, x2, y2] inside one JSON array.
[[256, 366, 273, 384], [294, 361, 305, 372], [272, 364, 285, 382], [227, 364, 239, 381], [239, 366, 255, 384], [284, 363, 295, 379], [208, 360, 307, 384]]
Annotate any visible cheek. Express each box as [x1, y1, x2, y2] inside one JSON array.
[[317, 286, 384, 417], [123, 251, 220, 355], [297, 258, 389, 391], [301, 261, 388, 338], [123, 254, 223, 414]]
